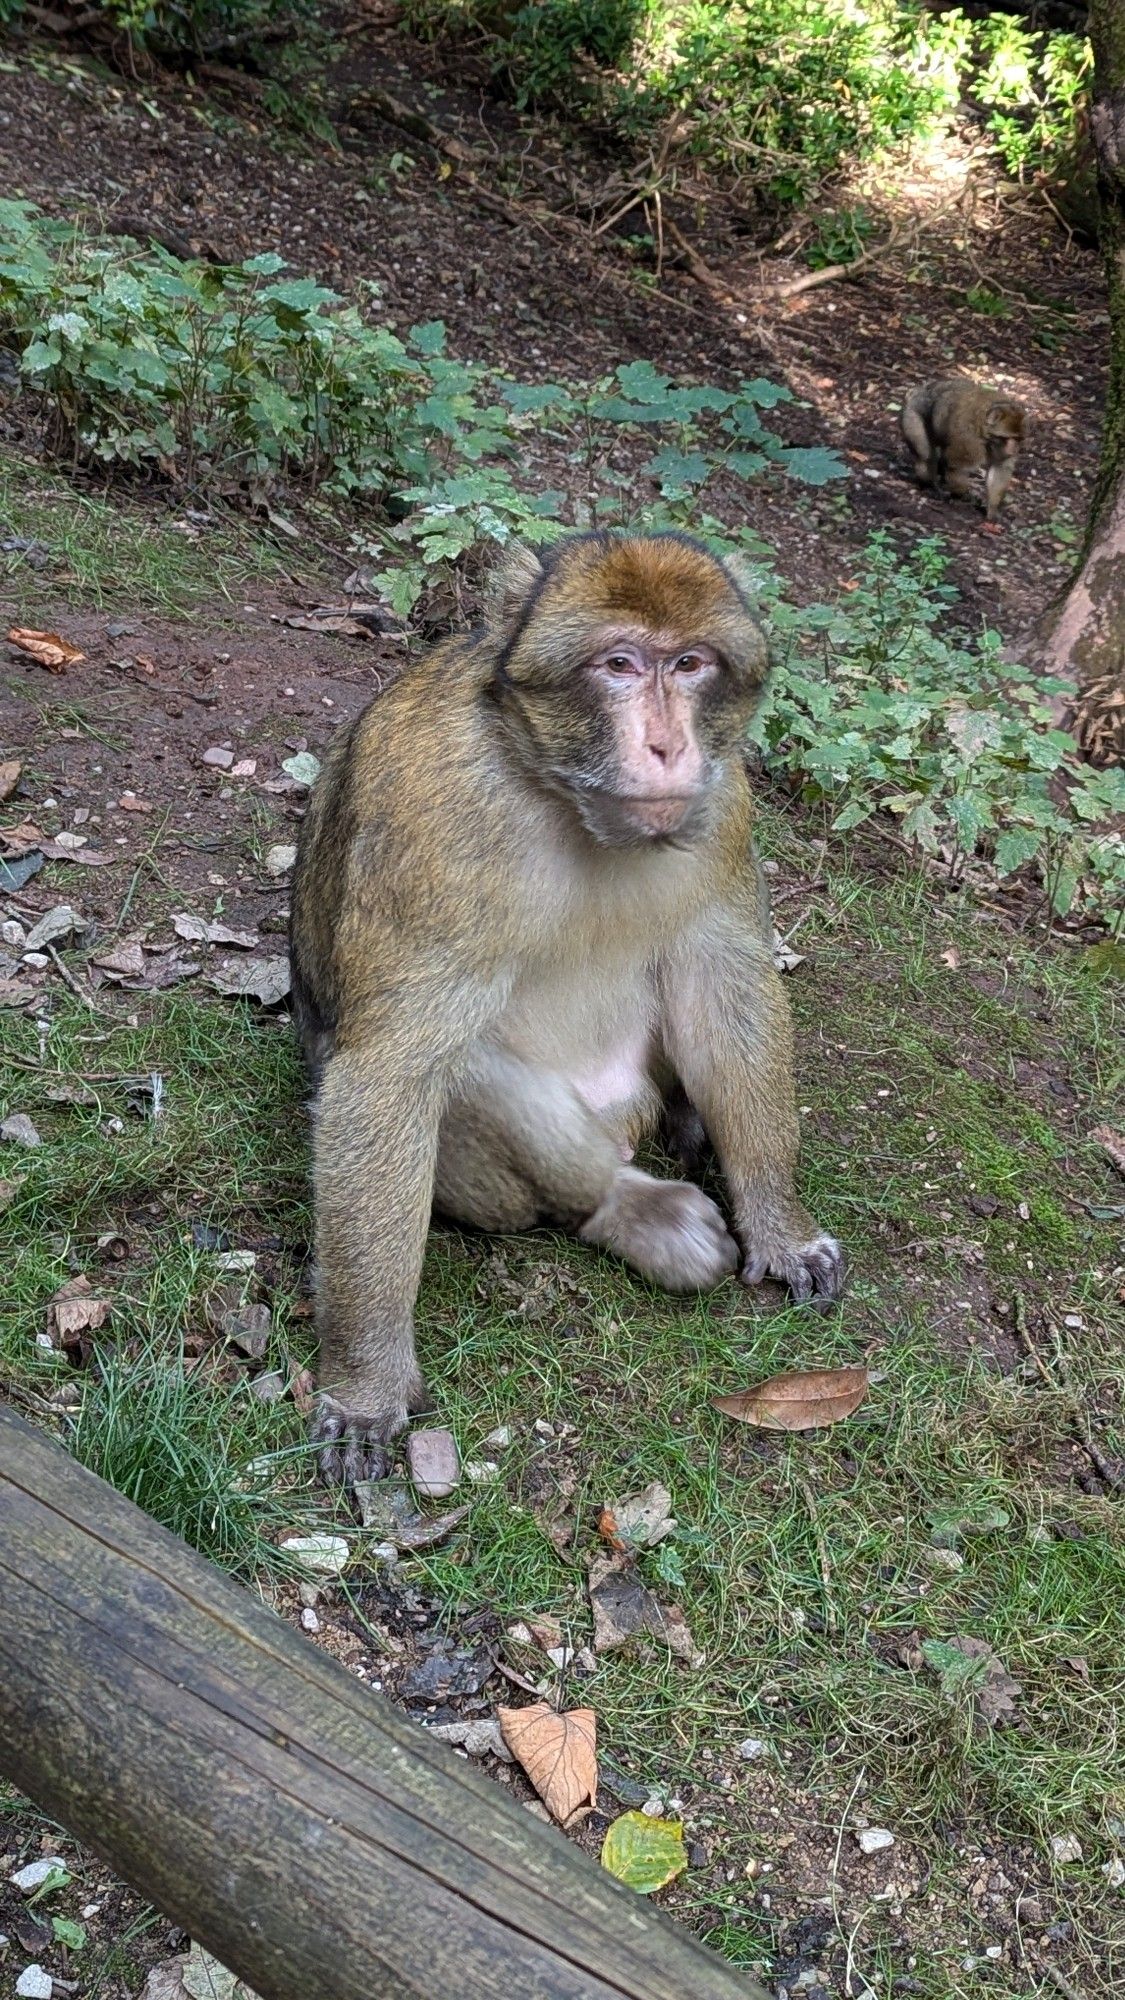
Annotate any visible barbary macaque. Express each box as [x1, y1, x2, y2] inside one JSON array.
[[290, 532, 844, 1483], [901, 376, 1026, 521]]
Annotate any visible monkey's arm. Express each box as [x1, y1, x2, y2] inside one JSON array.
[[312, 968, 501, 1483], [660, 897, 844, 1306]]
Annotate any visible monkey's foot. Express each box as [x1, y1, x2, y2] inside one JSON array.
[[580, 1169, 740, 1292], [742, 1230, 845, 1309], [312, 1375, 427, 1486]]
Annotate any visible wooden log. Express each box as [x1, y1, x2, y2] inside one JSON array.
[[0, 1408, 766, 2000]]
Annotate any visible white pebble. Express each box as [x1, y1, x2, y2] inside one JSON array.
[[16, 1967, 53, 1997], [1101, 1857, 1124, 1888], [485, 1424, 513, 1448], [9, 1859, 65, 1892], [464, 1459, 499, 1484], [1050, 1834, 1083, 1865], [738, 1738, 768, 1761], [300, 1607, 320, 1634], [855, 1827, 895, 1855], [280, 1534, 351, 1577]]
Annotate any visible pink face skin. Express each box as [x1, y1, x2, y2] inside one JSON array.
[[586, 631, 720, 839]]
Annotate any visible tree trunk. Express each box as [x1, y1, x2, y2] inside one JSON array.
[[0, 1407, 764, 2000], [1033, 1, 1125, 766]]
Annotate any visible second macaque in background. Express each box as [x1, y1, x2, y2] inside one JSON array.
[[901, 376, 1026, 523]]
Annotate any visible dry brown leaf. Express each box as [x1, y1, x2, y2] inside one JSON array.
[[8, 626, 86, 671], [118, 792, 154, 813], [46, 1274, 111, 1356], [714, 1365, 869, 1432], [1091, 1126, 1125, 1178], [0, 758, 20, 801], [587, 1554, 703, 1666], [498, 1702, 597, 1827]]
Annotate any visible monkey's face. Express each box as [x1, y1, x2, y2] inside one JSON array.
[[493, 534, 768, 849], [986, 404, 1025, 463]]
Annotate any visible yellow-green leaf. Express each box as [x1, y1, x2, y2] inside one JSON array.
[[600, 1811, 688, 1894]]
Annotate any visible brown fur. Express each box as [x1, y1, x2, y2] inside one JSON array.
[[901, 376, 1026, 521], [290, 531, 843, 1483]]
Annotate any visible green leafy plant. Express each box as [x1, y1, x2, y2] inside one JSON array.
[[747, 533, 1125, 930], [805, 207, 876, 271]]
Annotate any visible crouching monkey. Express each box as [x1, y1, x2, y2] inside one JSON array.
[[290, 532, 844, 1482]]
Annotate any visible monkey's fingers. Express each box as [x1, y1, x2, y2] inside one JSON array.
[[312, 1396, 393, 1486], [742, 1231, 845, 1310]]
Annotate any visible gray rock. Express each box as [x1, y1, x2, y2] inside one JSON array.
[[1, 1114, 42, 1148], [855, 1827, 895, 1855], [406, 1427, 460, 1499]]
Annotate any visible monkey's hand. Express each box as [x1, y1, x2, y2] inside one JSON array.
[[741, 1227, 844, 1309], [312, 1371, 428, 1486]]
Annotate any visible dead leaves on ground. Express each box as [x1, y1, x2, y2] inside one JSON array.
[[45, 1274, 111, 1361], [588, 1553, 702, 1667], [0, 758, 20, 800], [714, 1365, 869, 1433], [498, 1701, 597, 1827], [922, 1635, 1022, 1730], [597, 1479, 676, 1554], [7, 626, 85, 671], [601, 1811, 688, 1893]]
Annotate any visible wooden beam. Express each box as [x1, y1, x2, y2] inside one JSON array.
[[0, 1408, 766, 2000]]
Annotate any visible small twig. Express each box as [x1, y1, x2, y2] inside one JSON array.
[[45, 943, 115, 1018], [1012, 1293, 1124, 1493], [663, 218, 734, 301], [764, 223, 910, 301], [112, 807, 172, 934], [1042, 1965, 1087, 2000]]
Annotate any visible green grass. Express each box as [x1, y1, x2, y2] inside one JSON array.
[[0, 450, 291, 615], [1, 848, 1123, 1993]]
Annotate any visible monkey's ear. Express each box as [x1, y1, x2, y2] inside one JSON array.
[[484, 541, 546, 627], [720, 548, 763, 604]]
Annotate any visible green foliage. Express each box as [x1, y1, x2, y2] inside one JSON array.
[[0, 198, 843, 609], [805, 207, 875, 271], [64, 0, 313, 58], [407, 1, 1091, 205], [747, 533, 1125, 931]]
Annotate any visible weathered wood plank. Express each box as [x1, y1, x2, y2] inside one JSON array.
[[0, 1407, 766, 2000]]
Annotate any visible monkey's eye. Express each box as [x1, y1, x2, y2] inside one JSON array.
[[674, 652, 708, 675], [600, 653, 642, 677]]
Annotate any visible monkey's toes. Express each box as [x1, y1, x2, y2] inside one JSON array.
[[742, 1231, 845, 1309], [312, 1395, 396, 1486]]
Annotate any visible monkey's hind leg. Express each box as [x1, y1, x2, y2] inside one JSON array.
[[900, 401, 935, 486], [436, 1051, 738, 1292]]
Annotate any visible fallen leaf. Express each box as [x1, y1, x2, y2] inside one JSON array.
[[173, 912, 258, 950], [940, 947, 961, 969], [714, 1365, 869, 1432], [601, 1811, 688, 1893], [24, 904, 86, 953], [181, 1942, 261, 2000], [426, 1717, 513, 1761], [7, 626, 85, 670], [277, 604, 400, 639], [599, 1480, 676, 1553], [922, 1635, 1021, 1728], [0, 852, 44, 891], [281, 750, 321, 789], [1, 1112, 42, 1147], [771, 929, 806, 974], [0, 820, 47, 855], [1091, 1126, 1125, 1178], [498, 1702, 597, 1827], [46, 1274, 110, 1355], [207, 955, 290, 1005], [91, 941, 147, 980], [117, 793, 154, 813], [588, 1553, 702, 1665], [0, 758, 20, 800]]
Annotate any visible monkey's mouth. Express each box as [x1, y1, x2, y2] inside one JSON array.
[[575, 786, 704, 843]]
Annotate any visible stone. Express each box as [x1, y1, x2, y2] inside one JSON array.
[[855, 1827, 895, 1855], [279, 1534, 351, 1578], [737, 1737, 768, 1761], [202, 746, 234, 769], [265, 844, 297, 877], [1050, 1834, 1083, 1865], [9, 1860, 65, 1892], [1, 1114, 41, 1148], [406, 1426, 460, 1499], [16, 1968, 52, 1998]]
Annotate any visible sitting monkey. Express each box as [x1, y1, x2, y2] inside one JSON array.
[[901, 376, 1026, 522], [290, 532, 844, 1482]]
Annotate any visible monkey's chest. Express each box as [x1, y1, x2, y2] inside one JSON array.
[[497, 965, 657, 1121]]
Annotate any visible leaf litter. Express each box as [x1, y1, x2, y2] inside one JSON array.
[[498, 1701, 597, 1826], [601, 1811, 688, 1893], [7, 626, 85, 670], [922, 1635, 1022, 1729], [587, 1553, 702, 1666], [714, 1365, 870, 1432]]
